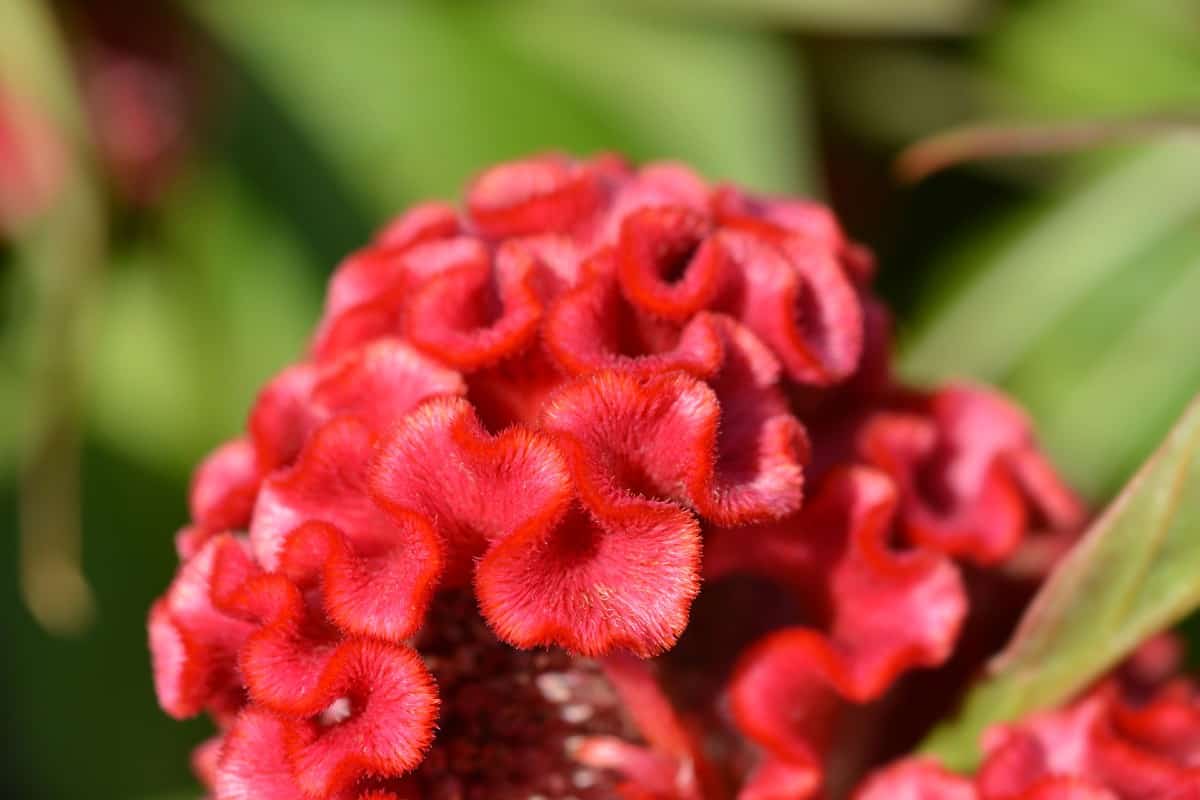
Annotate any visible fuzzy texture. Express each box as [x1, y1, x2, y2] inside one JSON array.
[[147, 153, 1083, 799]]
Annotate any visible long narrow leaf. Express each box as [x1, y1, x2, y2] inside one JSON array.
[[901, 137, 1200, 384]]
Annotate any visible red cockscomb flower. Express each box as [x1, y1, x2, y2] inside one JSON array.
[[148, 153, 1082, 799]]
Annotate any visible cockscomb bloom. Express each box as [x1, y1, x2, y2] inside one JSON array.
[[148, 153, 1084, 799], [854, 636, 1200, 799]]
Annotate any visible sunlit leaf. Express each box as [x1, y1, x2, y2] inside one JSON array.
[[921, 392, 1200, 771]]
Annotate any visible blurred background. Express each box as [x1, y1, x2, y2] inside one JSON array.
[[1, 0, 1198, 797]]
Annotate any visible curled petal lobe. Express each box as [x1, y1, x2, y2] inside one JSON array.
[[309, 338, 467, 436], [248, 363, 319, 471], [728, 468, 965, 775], [149, 536, 256, 719], [190, 438, 260, 534], [703, 318, 809, 524], [284, 639, 438, 797], [716, 229, 863, 386], [404, 245, 542, 370], [310, 284, 410, 364], [467, 153, 609, 239], [373, 200, 460, 249], [617, 205, 725, 321], [542, 367, 805, 525], [545, 260, 724, 377], [592, 161, 709, 248], [234, 574, 340, 716], [251, 417, 386, 569], [321, 246, 410, 334], [860, 385, 1081, 564], [320, 204, 460, 329], [861, 409, 1022, 563], [370, 396, 573, 583], [312, 236, 489, 361], [476, 499, 701, 657], [216, 709, 311, 800], [252, 340, 466, 475], [280, 518, 441, 643]]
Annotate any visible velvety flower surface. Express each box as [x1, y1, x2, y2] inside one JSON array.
[[148, 153, 1083, 799]]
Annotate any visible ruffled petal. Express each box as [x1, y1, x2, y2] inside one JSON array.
[[714, 227, 863, 386], [309, 338, 467, 436], [544, 257, 724, 377], [312, 236, 489, 361], [616, 205, 725, 322], [467, 153, 610, 239], [215, 708, 306, 800], [590, 161, 709, 248], [148, 536, 256, 719], [217, 707, 413, 800], [728, 468, 965, 777], [373, 201, 461, 249], [249, 417, 441, 620], [404, 241, 542, 370], [280, 518, 442, 643], [542, 367, 805, 525], [860, 385, 1083, 564], [248, 363, 320, 471], [190, 437, 260, 534], [476, 499, 700, 657], [370, 396, 573, 583], [251, 339, 466, 474], [234, 573, 340, 716], [977, 684, 1200, 800], [285, 639, 438, 797], [702, 318, 809, 524]]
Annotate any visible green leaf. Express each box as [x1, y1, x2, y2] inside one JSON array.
[[1005, 225, 1200, 498], [190, 0, 813, 214], [920, 391, 1200, 771], [86, 168, 321, 475], [984, 0, 1200, 119], [590, 0, 989, 34], [901, 137, 1200, 386]]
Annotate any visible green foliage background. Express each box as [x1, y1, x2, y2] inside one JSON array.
[[1, 0, 1198, 797]]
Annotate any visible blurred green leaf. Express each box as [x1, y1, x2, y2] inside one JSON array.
[[1007, 225, 1200, 497], [597, 0, 990, 34], [191, 0, 813, 213], [902, 138, 1200, 384], [985, 0, 1200, 118], [921, 391, 1200, 770], [473, 2, 814, 194], [87, 168, 321, 476]]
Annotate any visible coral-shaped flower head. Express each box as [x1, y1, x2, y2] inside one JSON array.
[[148, 153, 1080, 799]]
